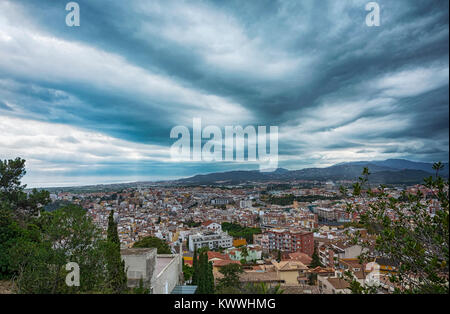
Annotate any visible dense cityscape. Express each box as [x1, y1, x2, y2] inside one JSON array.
[[39, 174, 445, 294]]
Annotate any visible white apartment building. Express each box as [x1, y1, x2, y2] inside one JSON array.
[[211, 198, 230, 205], [240, 199, 253, 209], [188, 231, 233, 252]]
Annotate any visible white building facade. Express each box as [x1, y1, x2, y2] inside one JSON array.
[[188, 231, 233, 252]]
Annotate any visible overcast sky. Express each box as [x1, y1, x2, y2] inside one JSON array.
[[0, 0, 448, 187]]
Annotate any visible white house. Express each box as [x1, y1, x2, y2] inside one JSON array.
[[201, 220, 222, 232]]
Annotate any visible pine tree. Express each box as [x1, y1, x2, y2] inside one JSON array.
[[308, 246, 322, 286], [195, 250, 215, 294], [107, 210, 120, 245], [192, 247, 198, 285], [106, 210, 127, 293], [207, 261, 215, 293], [310, 246, 323, 268], [196, 251, 207, 293]]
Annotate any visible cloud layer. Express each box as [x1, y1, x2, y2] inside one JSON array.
[[0, 0, 448, 187]]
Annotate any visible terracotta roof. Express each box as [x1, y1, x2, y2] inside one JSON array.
[[353, 270, 367, 280], [250, 265, 264, 270], [281, 285, 320, 294], [239, 271, 282, 283], [340, 258, 364, 269], [202, 220, 214, 226], [273, 260, 308, 271], [326, 277, 350, 290], [309, 266, 335, 275], [212, 260, 241, 267], [287, 252, 313, 266], [207, 251, 231, 261]]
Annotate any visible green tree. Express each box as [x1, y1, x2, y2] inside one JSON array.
[[107, 210, 120, 245], [241, 282, 284, 294], [132, 278, 150, 294], [106, 209, 127, 293], [341, 163, 449, 294], [276, 250, 282, 262], [307, 273, 317, 286], [196, 251, 206, 293], [207, 260, 214, 293], [182, 262, 194, 283], [0, 157, 27, 206], [240, 246, 249, 262], [196, 250, 214, 294], [307, 245, 322, 286], [216, 263, 243, 293], [0, 208, 23, 279], [0, 157, 131, 294], [192, 247, 199, 285], [0, 158, 50, 221], [132, 236, 171, 254], [433, 161, 444, 179], [221, 222, 262, 243], [10, 205, 112, 293], [310, 246, 323, 268]]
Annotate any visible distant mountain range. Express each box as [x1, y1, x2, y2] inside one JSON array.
[[173, 159, 449, 185], [37, 159, 449, 191]]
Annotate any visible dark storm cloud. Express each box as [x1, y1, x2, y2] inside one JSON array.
[[0, 0, 448, 186]]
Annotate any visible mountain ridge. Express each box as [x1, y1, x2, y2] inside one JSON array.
[[173, 159, 449, 185], [35, 159, 449, 191]]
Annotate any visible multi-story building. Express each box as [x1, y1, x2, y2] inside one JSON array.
[[211, 198, 230, 205], [239, 199, 253, 209], [188, 231, 233, 251], [318, 240, 365, 268], [314, 207, 336, 222], [264, 229, 314, 256]]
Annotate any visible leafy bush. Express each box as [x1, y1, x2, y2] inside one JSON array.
[[132, 236, 171, 254]]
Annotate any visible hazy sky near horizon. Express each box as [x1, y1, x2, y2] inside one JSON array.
[[0, 0, 448, 187]]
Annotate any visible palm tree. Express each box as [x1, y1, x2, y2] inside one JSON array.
[[240, 246, 249, 261], [432, 161, 444, 178], [270, 284, 284, 294], [257, 282, 269, 294], [257, 282, 284, 294]]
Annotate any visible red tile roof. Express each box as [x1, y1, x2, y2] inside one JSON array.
[[212, 260, 241, 267], [207, 251, 231, 261], [287, 251, 313, 266]]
